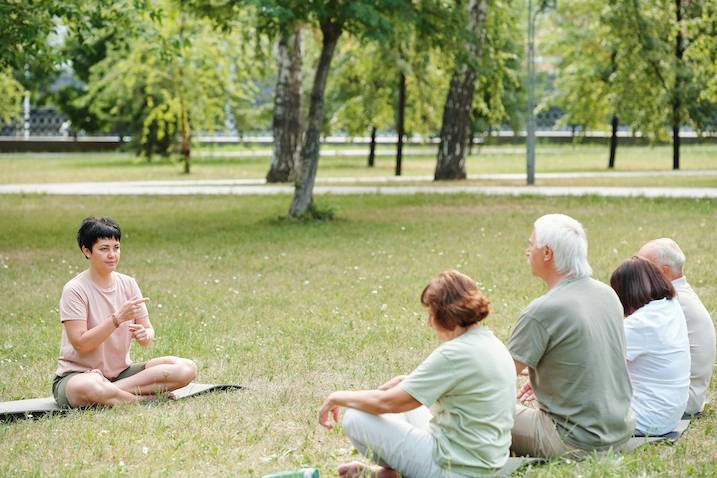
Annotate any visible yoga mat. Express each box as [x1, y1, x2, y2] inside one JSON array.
[[0, 383, 243, 421], [624, 418, 691, 451]]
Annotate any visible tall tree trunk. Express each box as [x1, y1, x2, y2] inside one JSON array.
[[180, 99, 190, 174], [368, 125, 377, 167], [468, 129, 475, 156], [608, 114, 618, 169], [395, 72, 406, 176], [673, 0, 683, 170], [672, 0, 685, 169], [267, 26, 303, 183], [289, 21, 342, 217], [434, 0, 488, 180]]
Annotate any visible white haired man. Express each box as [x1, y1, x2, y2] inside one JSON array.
[[639, 238, 715, 416], [508, 214, 634, 458]]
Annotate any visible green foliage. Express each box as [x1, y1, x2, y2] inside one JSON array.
[[472, 0, 525, 135], [545, 0, 615, 132], [320, 0, 459, 139], [549, 0, 717, 139], [325, 36, 450, 138], [0, 0, 68, 71], [325, 39, 396, 136], [81, 1, 263, 159], [0, 68, 25, 123], [686, 2, 717, 123]]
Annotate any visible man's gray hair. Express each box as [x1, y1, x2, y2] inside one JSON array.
[[641, 238, 685, 274], [534, 214, 593, 278]]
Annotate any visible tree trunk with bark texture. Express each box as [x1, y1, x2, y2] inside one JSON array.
[[608, 115, 618, 169], [434, 0, 488, 180], [180, 99, 190, 174], [289, 21, 342, 217], [267, 27, 303, 183], [673, 0, 683, 170], [368, 126, 377, 167], [395, 72, 406, 176]]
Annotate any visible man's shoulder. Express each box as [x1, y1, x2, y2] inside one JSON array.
[[675, 279, 712, 320], [553, 277, 616, 304], [523, 278, 616, 319]]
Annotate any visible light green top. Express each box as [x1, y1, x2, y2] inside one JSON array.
[[400, 326, 516, 476], [508, 276, 634, 449]]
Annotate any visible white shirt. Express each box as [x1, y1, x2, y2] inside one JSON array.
[[673, 276, 716, 414], [624, 298, 690, 435]]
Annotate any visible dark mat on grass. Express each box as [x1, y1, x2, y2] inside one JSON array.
[[624, 418, 691, 451], [0, 383, 243, 420]]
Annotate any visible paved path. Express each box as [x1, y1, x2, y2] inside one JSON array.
[[1, 172, 716, 198]]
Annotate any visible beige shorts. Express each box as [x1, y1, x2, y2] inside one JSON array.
[[52, 363, 146, 408]]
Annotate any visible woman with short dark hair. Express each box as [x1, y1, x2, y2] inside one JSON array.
[[53, 216, 197, 408], [318, 271, 516, 478], [610, 257, 690, 436]]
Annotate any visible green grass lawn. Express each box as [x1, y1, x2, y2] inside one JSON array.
[[1, 193, 716, 477], [1, 143, 716, 185]]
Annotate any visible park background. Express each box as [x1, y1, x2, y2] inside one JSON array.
[[1, 0, 717, 476]]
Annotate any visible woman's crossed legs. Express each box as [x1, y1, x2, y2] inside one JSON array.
[[63, 356, 197, 407], [340, 407, 463, 478]]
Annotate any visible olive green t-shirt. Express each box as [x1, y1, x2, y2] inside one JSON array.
[[400, 326, 516, 476], [508, 277, 634, 450]]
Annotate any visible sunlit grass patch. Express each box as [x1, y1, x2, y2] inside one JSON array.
[[1, 143, 715, 184]]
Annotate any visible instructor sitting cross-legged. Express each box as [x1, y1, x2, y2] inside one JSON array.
[[52, 216, 197, 408]]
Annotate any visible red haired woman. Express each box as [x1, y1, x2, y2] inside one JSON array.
[[318, 271, 516, 478]]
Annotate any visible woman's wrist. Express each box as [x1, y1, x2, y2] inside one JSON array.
[[111, 312, 120, 328]]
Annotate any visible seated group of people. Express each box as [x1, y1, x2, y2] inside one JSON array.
[[53, 215, 714, 478]]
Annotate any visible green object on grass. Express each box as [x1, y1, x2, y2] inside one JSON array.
[[262, 468, 320, 478]]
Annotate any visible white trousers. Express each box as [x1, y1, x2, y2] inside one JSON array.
[[341, 407, 466, 478]]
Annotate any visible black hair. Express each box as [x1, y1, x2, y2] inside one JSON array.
[[610, 256, 676, 316], [77, 217, 121, 254]]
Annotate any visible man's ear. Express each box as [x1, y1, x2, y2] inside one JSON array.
[[543, 245, 554, 262], [81, 245, 91, 259]]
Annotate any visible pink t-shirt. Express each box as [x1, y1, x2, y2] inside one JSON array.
[[56, 270, 149, 378]]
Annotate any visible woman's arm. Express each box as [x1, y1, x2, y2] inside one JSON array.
[[64, 297, 149, 353], [318, 386, 421, 429], [378, 375, 407, 390], [64, 318, 117, 354]]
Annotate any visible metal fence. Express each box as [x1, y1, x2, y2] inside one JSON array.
[[1, 106, 69, 137], [1, 104, 577, 139]]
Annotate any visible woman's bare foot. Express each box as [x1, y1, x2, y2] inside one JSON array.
[[337, 462, 398, 478]]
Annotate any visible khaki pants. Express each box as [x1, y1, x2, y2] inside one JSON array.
[[511, 404, 584, 459], [511, 404, 630, 459]]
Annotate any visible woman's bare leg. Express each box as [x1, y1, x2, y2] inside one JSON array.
[[113, 356, 197, 396], [65, 370, 152, 407]]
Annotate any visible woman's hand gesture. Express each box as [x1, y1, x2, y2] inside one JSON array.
[[318, 395, 341, 429]]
